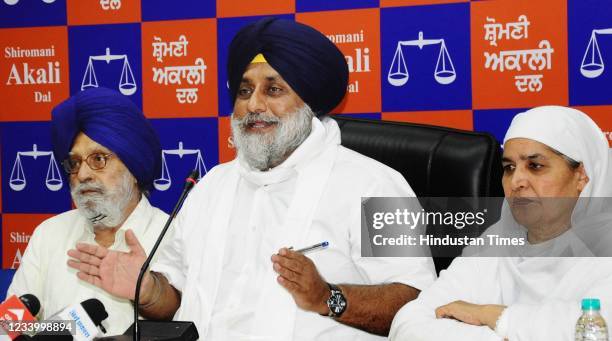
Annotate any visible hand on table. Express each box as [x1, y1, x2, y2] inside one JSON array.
[[436, 300, 506, 330]]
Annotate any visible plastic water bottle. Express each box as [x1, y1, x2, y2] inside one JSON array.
[[576, 298, 609, 341]]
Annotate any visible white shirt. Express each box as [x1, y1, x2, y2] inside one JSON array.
[[389, 257, 612, 341], [152, 117, 436, 340], [7, 196, 169, 335]]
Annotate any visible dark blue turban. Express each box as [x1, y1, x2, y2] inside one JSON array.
[[227, 17, 349, 116], [51, 87, 161, 191]]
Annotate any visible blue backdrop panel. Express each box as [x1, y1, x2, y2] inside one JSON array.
[[340, 113, 382, 120], [141, 0, 215, 22], [296, 0, 379, 13], [473, 108, 525, 144], [149, 118, 219, 213], [1, 121, 71, 214], [0, 269, 15, 301], [568, 0, 612, 106], [0, 0, 66, 28], [68, 23, 143, 108], [381, 3, 472, 112]]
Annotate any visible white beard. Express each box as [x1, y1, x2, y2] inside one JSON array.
[[71, 171, 136, 229], [231, 104, 314, 171]]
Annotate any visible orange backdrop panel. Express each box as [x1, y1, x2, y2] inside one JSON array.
[[217, 0, 295, 18], [66, 0, 141, 25], [297, 8, 381, 114], [142, 18, 218, 118], [0, 26, 69, 121], [471, 0, 568, 110], [218, 116, 236, 163], [574, 105, 612, 147], [2, 214, 54, 269], [383, 110, 473, 130]]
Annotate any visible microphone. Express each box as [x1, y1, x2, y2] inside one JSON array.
[[97, 171, 200, 341], [35, 298, 108, 341], [97, 170, 200, 341], [0, 294, 40, 340], [17, 295, 40, 318], [13, 336, 32, 341]]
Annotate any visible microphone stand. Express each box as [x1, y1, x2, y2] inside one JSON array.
[[132, 170, 199, 341]]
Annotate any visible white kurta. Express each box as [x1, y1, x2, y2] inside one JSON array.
[[151, 117, 436, 340], [389, 257, 612, 341], [390, 106, 612, 341], [7, 196, 168, 335]]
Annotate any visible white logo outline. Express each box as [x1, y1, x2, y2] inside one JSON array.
[[4, 0, 55, 5], [388, 31, 457, 87], [580, 28, 612, 78], [81, 47, 137, 96], [154, 141, 207, 191], [9, 144, 63, 192]]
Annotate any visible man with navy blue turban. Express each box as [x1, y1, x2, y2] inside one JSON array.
[[68, 19, 435, 340], [8, 87, 169, 336]]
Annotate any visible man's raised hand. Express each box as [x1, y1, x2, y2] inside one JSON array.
[[67, 229, 149, 300]]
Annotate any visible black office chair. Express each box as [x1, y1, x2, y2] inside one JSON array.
[[332, 115, 504, 272]]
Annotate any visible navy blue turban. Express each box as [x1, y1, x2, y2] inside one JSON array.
[[51, 87, 161, 191], [227, 17, 349, 116]]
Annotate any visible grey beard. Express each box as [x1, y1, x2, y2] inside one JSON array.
[[231, 104, 315, 171], [71, 171, 136, 229]]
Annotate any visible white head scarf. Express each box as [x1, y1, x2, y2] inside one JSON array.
[[465, 106, 612, 257], [503, 105, 612, 219]]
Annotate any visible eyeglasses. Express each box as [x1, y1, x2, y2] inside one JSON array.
[[62, 153, 113, 174]]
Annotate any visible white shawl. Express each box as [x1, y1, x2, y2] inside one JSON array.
[[153, 117, 339, 339]]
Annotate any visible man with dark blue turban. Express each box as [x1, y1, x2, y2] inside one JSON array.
[[68, 19, 435, 340], [226, 17, 349, 118], [8, 87, 169, 336]]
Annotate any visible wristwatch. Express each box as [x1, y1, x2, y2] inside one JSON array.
[[325, 283, 347, 318]]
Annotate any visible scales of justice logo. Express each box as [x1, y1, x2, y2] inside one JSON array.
[[3, 0, 54, 5], [387, 31, 456, 87], [3, 0, 120, 10], [9, 144, 63, 192], [81, 47, 137, 96], [154, 142, 207, 191], [580, 28, 612, 79], [8, 141, 210, 193]]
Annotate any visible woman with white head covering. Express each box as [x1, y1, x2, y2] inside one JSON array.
[[472, 105, 612, 257], [389, 106, 612, 341]]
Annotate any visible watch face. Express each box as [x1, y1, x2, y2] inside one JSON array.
[[329, 293, 346, 314]]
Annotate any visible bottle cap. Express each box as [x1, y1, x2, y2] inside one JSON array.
[[582, 298, 601, 310]]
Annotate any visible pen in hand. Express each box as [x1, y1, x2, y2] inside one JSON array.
[[289, 241, 329, 254]]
